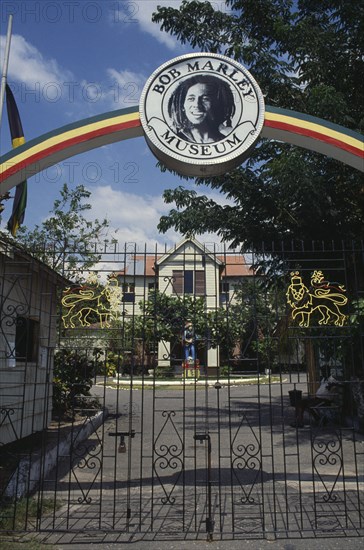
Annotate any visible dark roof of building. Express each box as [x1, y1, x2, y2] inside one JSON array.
[[115, 253, 253, 278]]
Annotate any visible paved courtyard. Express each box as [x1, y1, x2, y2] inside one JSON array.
[[36, 375, 364, 543]]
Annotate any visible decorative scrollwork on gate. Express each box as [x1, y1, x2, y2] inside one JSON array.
[[0, 407, 19, 440], [231, 411, 262, 505], [153, 410, 183, 504], [312, 432, 343, 503], [0, 274, 31, 362], [70, 412, 103, 505]]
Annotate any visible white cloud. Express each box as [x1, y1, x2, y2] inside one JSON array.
[[0, 33, 146, 114], [0, 34, 72, 87], [113, 1, 232, 49], [86, 185, 234, 252], [106, 68, 147, 106], [113, 1, 183, 50], [86, 185, 180, 249], [107, 69, 146, 90]]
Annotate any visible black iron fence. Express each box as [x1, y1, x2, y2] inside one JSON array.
[[0, 239, 363, 541]]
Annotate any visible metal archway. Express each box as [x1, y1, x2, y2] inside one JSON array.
[[0, 105, 363, 193]]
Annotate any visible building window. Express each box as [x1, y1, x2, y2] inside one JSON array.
[[15, 317, 39, 362], [195, 271, 205, 295], [172, 270, 205, 296], [184, 270, 194, 294], [122, 282, 135, 303], [220, 281, 230, 293], [220, 281, 230, 304]]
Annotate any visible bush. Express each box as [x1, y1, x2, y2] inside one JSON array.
[[94, 350, 121, 377], [155, 366, 175, 379], [53, 349, 100, 418], [219, 365, 231, 377]]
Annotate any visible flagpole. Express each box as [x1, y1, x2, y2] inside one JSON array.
[[0, 14, 13, 131]]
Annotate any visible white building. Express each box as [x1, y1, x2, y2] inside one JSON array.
[[0, 237, 66, 446], [115, 238, 253, 373]]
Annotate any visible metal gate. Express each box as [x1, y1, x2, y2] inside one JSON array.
[[1, 238, 363, 542]]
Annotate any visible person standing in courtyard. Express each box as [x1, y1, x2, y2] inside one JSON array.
[[183, 319, 196, 363]]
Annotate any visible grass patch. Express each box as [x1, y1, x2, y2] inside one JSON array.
[[0, 497, 61, 531], [101, 375, 281, 390], [0, 536, 52, 550]]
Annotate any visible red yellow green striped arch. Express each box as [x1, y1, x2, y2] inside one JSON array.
[[0, 105, 363, 193]]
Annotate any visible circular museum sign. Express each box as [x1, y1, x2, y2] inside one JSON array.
[[139, 52, 265, 177]]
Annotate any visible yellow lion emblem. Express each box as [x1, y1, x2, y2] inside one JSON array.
[[286, 270, 348, 327], [62, 276, 122, 329]]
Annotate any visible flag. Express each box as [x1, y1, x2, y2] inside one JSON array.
[[5, 83, 27, 236]]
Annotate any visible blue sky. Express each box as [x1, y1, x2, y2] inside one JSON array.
[[0, 1, 231, 249]]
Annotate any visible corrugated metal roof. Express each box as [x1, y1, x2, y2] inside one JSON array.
[[112, 241, 253, 278], [218, 255, 253, 277], [114, 255, 157, 277]]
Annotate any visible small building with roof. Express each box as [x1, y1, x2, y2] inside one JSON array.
[[114, 238, 253, 372], [0, 236, 67, 446]]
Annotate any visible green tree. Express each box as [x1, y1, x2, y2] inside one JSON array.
[[138, 290, 208, 345], [15, 183, 110, 274], [103, 292, 209, 376], [135, 284, 281, 373], [153, 1, 364, 247], [208, 279, 281, 370]]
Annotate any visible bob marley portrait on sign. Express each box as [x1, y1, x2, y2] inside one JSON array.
[[140, 53, 265, 177], [167, 74, 236, 144]]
